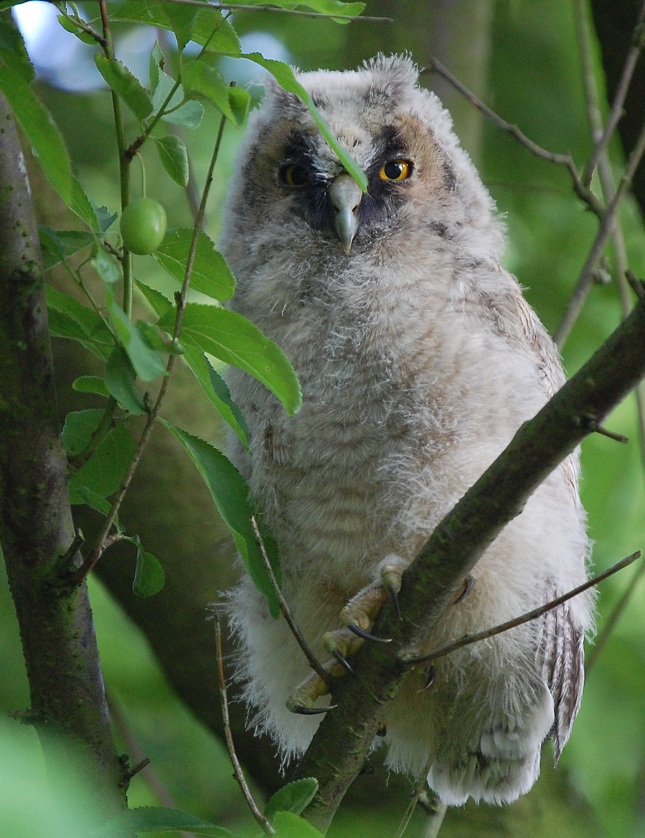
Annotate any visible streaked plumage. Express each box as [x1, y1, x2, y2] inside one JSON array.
[[221, 55, 593, 805]]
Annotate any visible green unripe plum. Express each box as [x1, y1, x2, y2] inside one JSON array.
[[120, 198, 167, 255]]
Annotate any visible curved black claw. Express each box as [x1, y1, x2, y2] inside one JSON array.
[[348, 623, 393, 644], [332, 648, 354, 675], [291, 704, 337, 716], [419, 664, 436, 691], [387, 584, 402, 620]]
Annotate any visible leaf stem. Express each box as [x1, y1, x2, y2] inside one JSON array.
[[98, 0, 132, 317]]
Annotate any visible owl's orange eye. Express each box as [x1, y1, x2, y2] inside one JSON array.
[[279, 163, 310, 187], [379, 159, 413, 182]]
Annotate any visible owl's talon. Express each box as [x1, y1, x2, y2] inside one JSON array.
[[348, 622, 392, 643], [286, 660, 346, 715], [332, 648, 355, 675], [291, 704, 336, 716], [420, 664, 436, 692]]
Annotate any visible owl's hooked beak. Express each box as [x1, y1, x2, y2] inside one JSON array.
[[328, 175, 363, 255]]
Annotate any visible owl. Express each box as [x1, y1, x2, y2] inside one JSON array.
[[220, 55, 594, 806]]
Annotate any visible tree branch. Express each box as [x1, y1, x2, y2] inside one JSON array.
[[0, 92, 127, 823], [293, 291, 645, 832]]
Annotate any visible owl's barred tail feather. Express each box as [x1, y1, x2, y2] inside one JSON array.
[[425, 688, 555, 805]]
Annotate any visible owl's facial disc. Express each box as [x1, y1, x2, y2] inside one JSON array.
[[328, 176, 363, 255]]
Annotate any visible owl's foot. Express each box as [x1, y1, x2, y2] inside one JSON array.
[[286, 658, 346, 714], [286, 558, 410, 714]]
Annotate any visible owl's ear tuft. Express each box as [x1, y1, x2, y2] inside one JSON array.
[[362, 53, 420, 90], [261, 74, 302, 109], [360, 54, 420, 109]]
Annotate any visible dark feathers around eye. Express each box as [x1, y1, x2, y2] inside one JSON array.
[[277, 125, 413, 240]]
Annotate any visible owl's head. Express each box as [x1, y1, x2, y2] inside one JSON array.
[[220, 55, 503, 294]]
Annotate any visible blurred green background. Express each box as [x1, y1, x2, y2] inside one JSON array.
[[1, 1, 644, 836]]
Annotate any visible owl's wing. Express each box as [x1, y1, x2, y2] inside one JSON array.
[[478, 269, 566, 399], [478, 268, 587, 756], [537, 598, 585, 759]]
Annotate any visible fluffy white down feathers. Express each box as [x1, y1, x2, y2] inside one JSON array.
[[220, 55, 594, 806]]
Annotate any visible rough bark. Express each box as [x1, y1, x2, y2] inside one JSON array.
[[0, 92, 127, 823]]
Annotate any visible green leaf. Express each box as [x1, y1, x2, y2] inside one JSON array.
[[158, 304, 302, 415], [134, 280, 174, 319], [92, 806, 239, 836], [94, 53, 153, 120], [160, 422, 281, 618], [61, 409, 103, 457], [271, 811, 325, 838], [0, 12, 33, 80], [182, 345, 249, 447], [74, 486, 120, 526], [149, 41, 164, 94], [151, 64, 184, 114], [105, 347, 146, 414], [244, 54, 367, 191], [115, 3, 241, 55], [0, 45, 97, 229], [154, 135, 189, 186], [137, 320, 184, 354], [94, 204, 119, 234], [46, 286, 114, 360], [108, 298, 167, 381], [162, 3, 200, 50], [223, 0, 363, 15], [132, 542, 165, 596], [68, 424, 137, 504], [265, 779, 319, 821], [57, 13, 98, 45], [228, 86, 251, 126], [39, 228, 95, 271], [92, 247, 121, 284], [72, 376, 110, 398], [153, 228, 235, 302], [183, 59, 235, 121], [162, 97, 204, 129]]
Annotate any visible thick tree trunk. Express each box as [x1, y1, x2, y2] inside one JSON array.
[[0, 92, 128, 825]]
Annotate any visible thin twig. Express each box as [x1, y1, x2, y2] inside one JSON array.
[[587, 556, 645, 672], [582, 0, 645, 187], [250, 516, 333, 686], [554, 112, 645, 347], [400, 552, 640, 666], [213, 611, 275, 835], [394, 752, 435, 838], [575, 0, 645, 476], [426, 56, 603, 217], [164, 0, 392, 22], [71, 112, 229, 586], [109, 696, 196, 838]]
